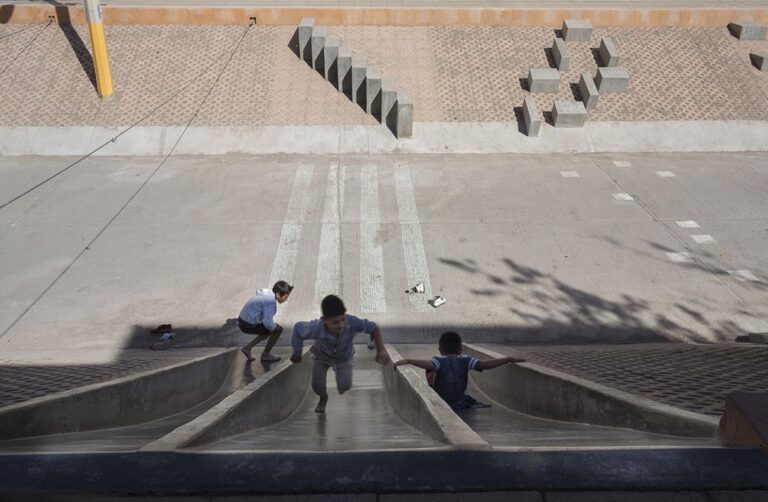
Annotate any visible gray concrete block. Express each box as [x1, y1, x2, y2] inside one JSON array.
[[381, 78, 397, 127], [750, 52, 768, 71], [323, 35, 340, 81], [396, 91, 413, 138], [337, 46, 352, 93], [552, 101, 587, 128], [552, 37, 570, 71], [562, 19, 592, 42], [351, 56, 367, 106], [528, 68, 560, 93], [310, 26, 327, 72], [595, 67, 629, 93], [365, 66, 382, 116], [522, 96, 541, 137], [598, 37, 621, 67], [578, 72, 599, 111], [298, 17, 315, 63], [728, 22, 767, 41]]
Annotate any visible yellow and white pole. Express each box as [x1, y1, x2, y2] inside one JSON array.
[[84, 0, 113, 98]]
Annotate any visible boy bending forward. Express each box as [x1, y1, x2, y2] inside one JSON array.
[[394, 331, 524, 410], [291, 295, 385, 413]]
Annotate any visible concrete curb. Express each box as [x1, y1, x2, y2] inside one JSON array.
[[0, 348, 235, 441], [144, 347, 312, 450], [464, 343, 720, 438], [383, 344, 489, 450], [3, 121, 768, 156], [3, 4, 768, 27]]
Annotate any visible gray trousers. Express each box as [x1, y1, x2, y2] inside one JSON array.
[[311, 358, 353, 395]]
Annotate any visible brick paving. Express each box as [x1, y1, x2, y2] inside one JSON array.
[[489, 343, 768, 417], [1, 23, 768, 126], [0, 350, 209, 408]]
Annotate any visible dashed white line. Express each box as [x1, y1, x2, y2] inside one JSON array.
[[730, 270, 760, 282], [560, 171, 580, 178], [613, 193, 634, 201], [656, 170, 676, 178], [613, 161, 632, 167], [676, 220, 700, 229], [690, 234, 716, 244], [667, 252, 693, 263]]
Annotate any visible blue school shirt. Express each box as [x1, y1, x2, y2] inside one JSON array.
[[430, 354, 482, 406], [291, 315, 378, 364]]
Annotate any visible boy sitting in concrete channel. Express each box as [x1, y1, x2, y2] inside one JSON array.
[[290, 295, 386, 413], [238, 281, 293, 363], [394, 331, 525, 410]]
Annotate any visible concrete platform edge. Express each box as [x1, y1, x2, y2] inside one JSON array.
[[3, 121, 768, 156]]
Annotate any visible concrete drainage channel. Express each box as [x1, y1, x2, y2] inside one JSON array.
[[1, 344, 767, 495]]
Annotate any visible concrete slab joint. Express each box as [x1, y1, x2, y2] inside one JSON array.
[[562, 19, 592, 42], [552, 101, 587, 128], [598, 37, 620, 67], [310, 26, 327, 73], [750, 52, 768, 71], [528, 68, 560, 93], [552, 37, 570, 72], [578, 72, 599, 110], [297, 17, 315, 64], [522, 96, 541, 137], [595, 67, 630, 93], [396, 91, 414, 138], [728, 21, 767, 41]]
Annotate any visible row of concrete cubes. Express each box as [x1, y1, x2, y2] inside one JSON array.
[[296, 18, 413, 138], [528, 66, 628, 94], [550, 35, 620, 72], [522, 97, 588, 136], [728, 22, 767, 41]]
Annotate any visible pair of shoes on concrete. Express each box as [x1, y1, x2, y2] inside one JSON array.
[[260, 354, 281, 363]]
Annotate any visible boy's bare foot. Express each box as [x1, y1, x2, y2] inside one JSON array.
[[315, 395, 328, 413], [241, 348, 255, 362]]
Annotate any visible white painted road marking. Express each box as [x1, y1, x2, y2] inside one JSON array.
[[268, 164, 314, 287], [667, 252, 693, 263], [730, 270, 760, 282], [314, 163, 342, 306], [613, 193, 634, 201], [691, 234, 716, 244], [560, 171, 580, 178], [676, 220, 700, 228], [360, 164, 386, 313], [613, 160, 632, 167], [656, 170, 676, 177], [395, 162, 433, 312]]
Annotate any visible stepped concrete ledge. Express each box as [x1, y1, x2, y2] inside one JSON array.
[[3, 121, 768, 155], [3, 2, 768, 27], [463, 344, 719, 437]]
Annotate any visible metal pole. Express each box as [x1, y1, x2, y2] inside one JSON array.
[[83, 0, 113, 98]]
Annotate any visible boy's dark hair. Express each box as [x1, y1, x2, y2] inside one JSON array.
[[321, 294, 346, 318], [272, 281, 294, 296], [438, 331, 462, 355]]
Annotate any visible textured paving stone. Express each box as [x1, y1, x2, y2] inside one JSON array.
[[507, 344, 768, 417], [1, 24, 768, 126]]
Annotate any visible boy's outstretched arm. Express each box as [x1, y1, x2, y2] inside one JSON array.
[[370, 327, 387, 363], [394, 358, 436, 371], [477, 356, 525, 371]]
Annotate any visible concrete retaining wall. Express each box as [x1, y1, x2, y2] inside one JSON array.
[[0, 348, 236, 441], [383, 344, 488, 450], [4, 5, 768, 27], [463, 344, 719, 438], [4, 121, 768, 155]]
